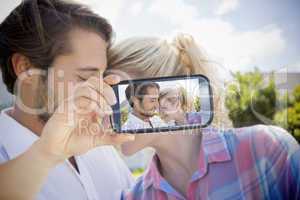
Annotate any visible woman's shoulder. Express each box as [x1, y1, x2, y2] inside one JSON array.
[[231, 125, 297, 145], [186, 112, 202, 124], [219, 125, 299, 158], [218, 124, 293, 141]]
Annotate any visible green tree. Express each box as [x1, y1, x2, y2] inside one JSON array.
[[225, 68, 277, 127], [121, 106, 129, 125], [274, 85, 300, 142], [194, 96, 201, 112]]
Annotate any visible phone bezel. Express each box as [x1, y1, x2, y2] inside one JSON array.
[[110, 74, 214, 134]]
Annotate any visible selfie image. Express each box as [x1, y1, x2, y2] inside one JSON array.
[[0, 0, 299, 200], [112, 75, 213, 133]]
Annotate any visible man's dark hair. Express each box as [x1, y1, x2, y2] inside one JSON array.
[[125, 82, 160, 108], [0, 0, 113, 94]]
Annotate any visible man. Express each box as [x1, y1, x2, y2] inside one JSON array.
[[122, 82, 168, 130], [0, 1, 135, 199]]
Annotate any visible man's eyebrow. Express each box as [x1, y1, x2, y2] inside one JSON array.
[[76, 67, 100, 72]]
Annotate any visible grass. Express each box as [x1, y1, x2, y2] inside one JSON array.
[[131, 168, 145, 179]]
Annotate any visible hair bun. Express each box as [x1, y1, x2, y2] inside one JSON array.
[[172, 33, 195, 52], [172, 33, 197, 73]]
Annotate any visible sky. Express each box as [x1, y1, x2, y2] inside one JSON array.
[[0, 0, 299, 103], [75, 0, 300, 75]]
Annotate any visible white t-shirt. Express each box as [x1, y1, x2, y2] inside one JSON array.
[[0, 108, 134, 200], [122, 113, 168, 131]]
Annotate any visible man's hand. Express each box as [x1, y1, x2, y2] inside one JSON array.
[[35, 74, 134, 166]]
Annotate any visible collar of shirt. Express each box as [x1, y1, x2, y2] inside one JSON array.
[[0, 107, 134, 200], [142, 126, 232, 191], [0, 108, 39, 159], [127, 113, 148, 124], [126, 113, 166, 128]]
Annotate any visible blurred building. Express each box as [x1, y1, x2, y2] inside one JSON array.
[[262, 72, 300, 94]]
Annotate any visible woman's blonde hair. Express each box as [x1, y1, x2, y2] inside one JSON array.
[[108, 34, 231, 128]]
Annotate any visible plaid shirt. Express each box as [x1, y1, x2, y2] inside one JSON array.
[[122, 125, 300, 200]]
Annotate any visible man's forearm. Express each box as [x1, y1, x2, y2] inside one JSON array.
[[0, 141, 58, 200]]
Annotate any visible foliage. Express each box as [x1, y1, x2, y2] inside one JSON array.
[[131, 168, 145, 179], [225, 68, 300, 142], [225, 68, 277, 127], [194, 96, 201, 112], [274, 85, 300, 142], [121, 106, 129, 125]]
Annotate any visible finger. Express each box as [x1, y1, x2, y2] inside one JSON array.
[[89, 95, 113, 116], [104, 74, 121, 85], [102, 116, 112, 129], [95, 115, 112, 129], [88, 118, 104, 136], [86, 77, 117, 106], [95, 116, 112, 134], [74, 114, 111, 137], [72, 92, 113, 117]]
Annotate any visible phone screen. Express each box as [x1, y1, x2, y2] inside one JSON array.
[[111, 74, 213, 133]]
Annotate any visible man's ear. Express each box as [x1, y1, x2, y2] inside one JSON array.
[[11, 53, 31, 76], [131, 96, 139, 107], [11, 53, 32, 77]]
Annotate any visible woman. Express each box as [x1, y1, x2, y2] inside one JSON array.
[[108, 34, 300, 199], [159, 86, 202, 126]]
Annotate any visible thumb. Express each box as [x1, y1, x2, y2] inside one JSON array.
[[94, 133, 135, 146], [104, 74, 121, 86]]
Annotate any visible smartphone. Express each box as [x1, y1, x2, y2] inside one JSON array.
[[110, 74, 214, 134]]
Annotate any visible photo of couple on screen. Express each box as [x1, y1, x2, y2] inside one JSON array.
[[118, 79, 204, 131]]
